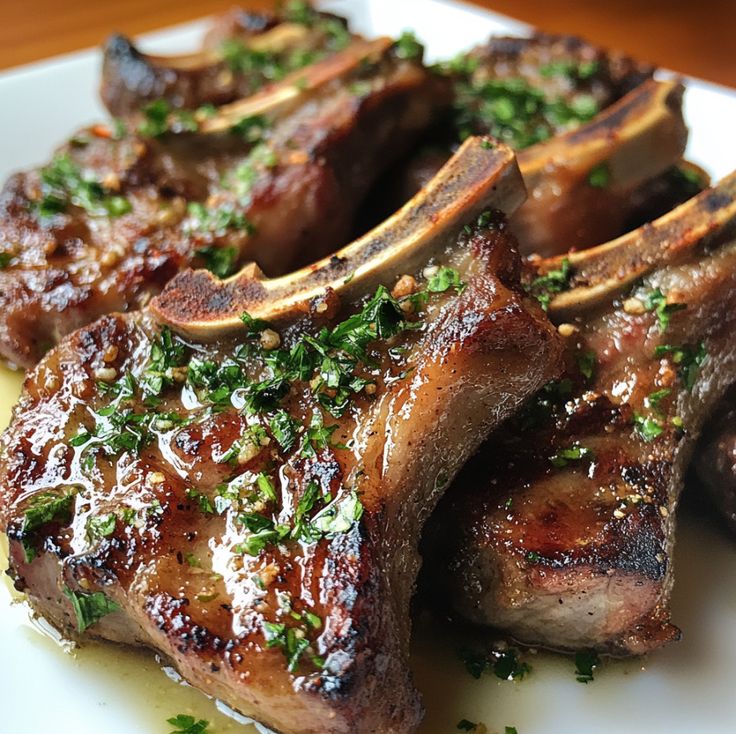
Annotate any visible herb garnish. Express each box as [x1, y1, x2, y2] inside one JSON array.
[[549, 445, 593, 469], [527, 258, 572, 310], [63, 588, 121, 632], [643, 288, 686, 332], [646, 388, 671, 412], [167, 714, 209, 734], [138, 100, 200, 137], [574, 648, 600, 683], [195, 246, 239, 278], [633, 413, 664, 442], [449, 72, 599, 148], [461, 646, 531, 681], [85, 512, 117, 541], [263, 615, 324, 672], [395, 31, 423, 61], [427, 266, 466, 294], [35, 154, 132, 219], [576, 350, 597, 381], [187, 201, 254, 237], [18, 489, 76, 562], [655, 342, 707, 390], [587, 162, 610, 188], [230, 114, 269, 142]]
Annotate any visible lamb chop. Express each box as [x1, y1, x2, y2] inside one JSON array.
[[0, 138, 562, 734], [379, 34, 687, 256], [693, 391, 736, 533], [426, 171, 736, 654], [101, 3, 355, 117], [0, 36, 446, 369]]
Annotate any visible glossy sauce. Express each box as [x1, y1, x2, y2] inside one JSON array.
[[2, 353, 736, 733]]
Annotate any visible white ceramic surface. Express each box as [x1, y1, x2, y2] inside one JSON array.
[[1, 2, 735, 733]]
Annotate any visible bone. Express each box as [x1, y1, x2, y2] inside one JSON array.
[[199, 37, 395, 134], [514, 78, 688, 256], [113, 23, 314, 72], [545, 169, 736, 317], [152, 136, 526, 339]]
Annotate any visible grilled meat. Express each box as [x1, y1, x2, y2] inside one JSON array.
[[0, 138, 561, 734], [426, 172, 736, 654], [377, 36, 685, 255], [101, 5, 354, 117], [693, 389, 736, 533], [446, 32, 653, 148], [0, 38, 446, 368]]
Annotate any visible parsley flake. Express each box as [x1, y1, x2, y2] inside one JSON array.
[[167, 714, 209, 734], [63, 588, 121, 632], [574, 648, 600, 683]]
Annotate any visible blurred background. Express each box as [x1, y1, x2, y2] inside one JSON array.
[[2, 0, 735, 87]]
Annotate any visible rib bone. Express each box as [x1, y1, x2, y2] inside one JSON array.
[[429, 171, 736, 654], [101, 10, 355, 117], [514, 78, 688, 256], [153, 136, 525, 338], [200, 37, 396, 134]]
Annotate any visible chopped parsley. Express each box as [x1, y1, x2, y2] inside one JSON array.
[[262, 616, 324, 672], [457, 721, 479, 732], [230, 114, 269, 143], [576, 350, 597, 381], [449, 72, 600, 149], [0, 252, 13, 268], [18, 489, 76, 562], [655, 342, 707, 390], [187, 202, 254, 236], [138, 100, 199, 137], [587, 162, 610, 188], [540, 59, 600, 80], [549, 445, 593, 469], [220, 8, 349, 89], [527, 258, 572, 310], [646, 388, 671, 412], [195, 246, 239, 278], [574, 648, 600, 683], [85, 512, 117, 541], [633, 413, 665, 442], [269, 410, 300, 451], [35, 154, 132, 219], [63, 588, 121, 632], [395, 31, 423, 61], [461, 646, 531, 681], [427, 266, 466, 294], [643, 288, 686, 332], [167, 714, 209, 734]]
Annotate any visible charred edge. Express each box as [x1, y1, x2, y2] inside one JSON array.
[[145, 593, 226, 655]]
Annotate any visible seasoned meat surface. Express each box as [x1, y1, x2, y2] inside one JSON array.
[[0, 39, 445, 368], [426, 173, 736, 654], [378, 35, 684, 256], [0, 140, 562, 733], [102, 6, 355, 117], [446, 32, 653, 149]]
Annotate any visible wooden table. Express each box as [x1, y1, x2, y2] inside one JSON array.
[[2, 0, 735, 88]]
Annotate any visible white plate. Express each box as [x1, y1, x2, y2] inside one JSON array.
[[1, 2, 736, 733]]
